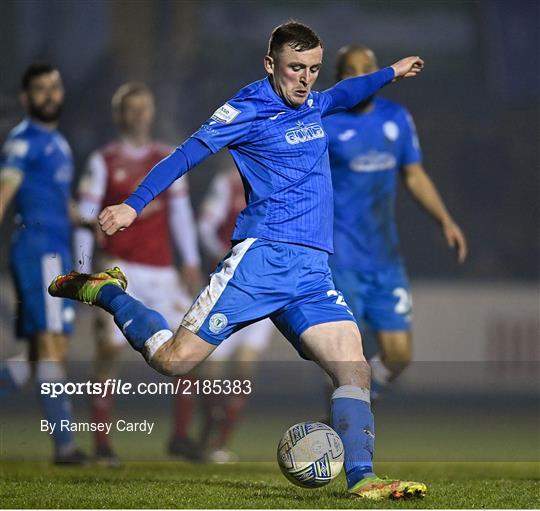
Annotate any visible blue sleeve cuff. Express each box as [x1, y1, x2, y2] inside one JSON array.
[[124, 193, 148, 216], [382, 66, 395, 82]]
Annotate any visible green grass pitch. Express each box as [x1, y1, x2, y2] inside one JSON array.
[[1, 461, 539, 508], [0, 409, 540, 509], [1, 402, 538, 508]]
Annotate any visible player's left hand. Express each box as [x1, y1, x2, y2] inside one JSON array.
[[442, 220, 467, 263], [391, 56, 424, 81]]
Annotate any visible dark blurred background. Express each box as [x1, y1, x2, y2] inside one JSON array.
[[1, 0, 538, 281]]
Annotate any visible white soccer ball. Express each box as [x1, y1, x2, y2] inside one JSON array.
[[277, 422, 344, 488]]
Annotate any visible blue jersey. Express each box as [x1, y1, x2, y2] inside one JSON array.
[[191, 73, 393, 253], [324, 97, 422, 270], [1, 119, 73, 247], [125, 68, 395, 252]]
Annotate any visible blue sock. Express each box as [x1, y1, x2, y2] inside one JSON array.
[[0, 358, 31, 397], [36, 363, 74, 453], [331, 385, 376, 488], [370, 380, 383, 401], [0, 366, 18, 397], [96, 284, 171, 352]]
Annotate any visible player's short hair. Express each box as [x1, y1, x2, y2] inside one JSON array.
[[267, 21, 322, 59], [335, 44, 377, 81], [111, 82, 153, 112], [21, 61, 59, 91]]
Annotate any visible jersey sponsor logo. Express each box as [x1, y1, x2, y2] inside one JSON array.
[[349, 150, 396, 172], [383, 121, 399, 141], [113, 168, 128, 181], [337, 129, 357, 142], [209, 313, 228, 334], [285, 122, 325, 145], [211, 103, 241, 124], [3, 139, 29, 158]]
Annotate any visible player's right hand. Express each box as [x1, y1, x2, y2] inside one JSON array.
[[391, 56, 424, 81], [442, 219, 468, 264], [98, 203, 137, 235]]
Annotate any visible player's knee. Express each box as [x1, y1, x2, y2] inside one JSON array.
[[148, 357, 175, 376], [379, 332, 412, 372], [383, 344, 412, 366], [148, 355, 194, 377], [381, 346, 411, 378], [146, 342, 195, 377], [145, 327, 212, 377], [35, 333, 68, 362]]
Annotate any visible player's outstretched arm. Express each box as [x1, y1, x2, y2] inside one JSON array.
[[322, 56, 424, 114], [99, 138, 212, 236]]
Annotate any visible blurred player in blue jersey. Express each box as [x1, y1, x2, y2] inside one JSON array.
[[0, 63, 87, 464], [325, 45, 467, 399], [50, 23, 427, 498]]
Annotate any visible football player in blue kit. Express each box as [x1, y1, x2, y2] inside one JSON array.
[[325, 45, 467, 398], [49, 23, 426, 498], [0, 63, 87, 463]]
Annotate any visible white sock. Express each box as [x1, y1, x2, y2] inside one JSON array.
[[331, 384, 371, 404], [6, 352, 31, 388], [369, 354, 392, 387]]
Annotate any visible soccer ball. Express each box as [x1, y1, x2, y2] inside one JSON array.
[[277, 422, 344, 488]]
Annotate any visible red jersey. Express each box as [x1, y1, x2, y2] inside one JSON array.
[[217, 171, 246, 244], [81, 141, 187, 266], [199, 168, 248, 261]]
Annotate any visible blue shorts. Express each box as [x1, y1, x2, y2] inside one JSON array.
[[181, 238, 355, 355], [331, 265, 412, 332], [10, 243, 75, 340]]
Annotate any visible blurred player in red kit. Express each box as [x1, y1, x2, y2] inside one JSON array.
[[169, 163, 274, 462], [75, 82, 201, 464]]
